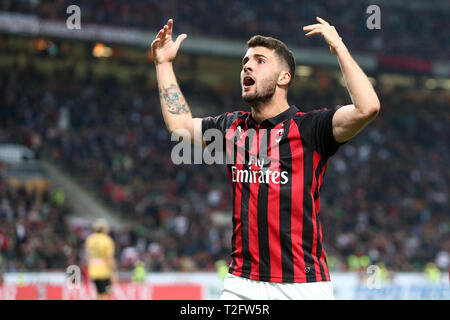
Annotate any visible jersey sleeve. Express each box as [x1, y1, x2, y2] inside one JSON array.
[[298, 106, 346, 158], [202, 112, 242, 147]]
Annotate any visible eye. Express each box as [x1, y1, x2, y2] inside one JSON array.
[[258, 59, 265, 64]]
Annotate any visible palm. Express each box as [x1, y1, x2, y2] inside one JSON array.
[[151, 19, 187, 64], [153, 38, 176, 61]]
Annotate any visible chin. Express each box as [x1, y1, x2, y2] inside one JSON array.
[[242, 94, 254, 103], [242, 91, 255, 101]]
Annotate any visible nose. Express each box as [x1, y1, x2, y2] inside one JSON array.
[[243, 64, 253, 73]]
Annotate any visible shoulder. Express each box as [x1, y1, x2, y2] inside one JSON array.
[[202, 110, 249, 132], [293, 107, 331, 117], [98, 234, 114, 247], [85, 234, 95, 246], [106, 234, 114, 244], [292, 110, 307, 120], [204, 110, 249, 121], [292, 107, 338, 123], [86, 233, 95, 241]]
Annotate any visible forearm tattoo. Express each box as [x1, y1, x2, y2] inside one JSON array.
[[159, 84, 191, 115]]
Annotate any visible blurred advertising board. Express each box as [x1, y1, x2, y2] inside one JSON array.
[[1, 272, 448, 300]]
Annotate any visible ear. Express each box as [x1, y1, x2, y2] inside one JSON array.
[[278, 70, 291, 87]]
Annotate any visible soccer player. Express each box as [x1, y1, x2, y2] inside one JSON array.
[[151, 18, 380, 299], [85, 219, 117, 300]]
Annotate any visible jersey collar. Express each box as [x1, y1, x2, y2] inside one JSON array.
[[246, 105, 299, 128]]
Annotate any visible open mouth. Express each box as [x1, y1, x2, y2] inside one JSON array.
[[243, 76, 255, 89]]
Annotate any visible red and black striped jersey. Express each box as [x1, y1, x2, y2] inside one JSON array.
[[202, 105, 345, 283]]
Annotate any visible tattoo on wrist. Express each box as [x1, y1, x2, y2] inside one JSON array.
[[159, 84, 191, 115]]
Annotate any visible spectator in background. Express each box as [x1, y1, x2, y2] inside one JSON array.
[[85, 218, 118, 300]]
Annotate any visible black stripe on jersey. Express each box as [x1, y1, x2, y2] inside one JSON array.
[[314, 157, 328, 281], [302, 142, 317, 282], [313, 157, 327, 201], [257, 129, 270, 280], [278, 123, 294, 282], [240, 132, 252, 276]]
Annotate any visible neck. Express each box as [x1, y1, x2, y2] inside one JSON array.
[[250, 94, 290, 124]]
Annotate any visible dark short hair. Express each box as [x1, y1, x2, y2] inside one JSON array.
[[247, 35, 296, 86]]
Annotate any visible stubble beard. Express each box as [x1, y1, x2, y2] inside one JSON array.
[[242, 76, 278, 107]]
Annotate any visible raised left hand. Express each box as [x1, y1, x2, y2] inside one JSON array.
[[303, 17, 344, 55]]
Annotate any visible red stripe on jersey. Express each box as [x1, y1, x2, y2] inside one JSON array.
[[311, 151, 322, 281], [288, 120, 307, 282], [226, 119, 245, 276], [267, 123, 283, 281], [248, 129, 260, 280], [225, 120, 244, 189]]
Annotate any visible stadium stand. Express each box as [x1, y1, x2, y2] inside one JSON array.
[[1, 0, 449, 60]]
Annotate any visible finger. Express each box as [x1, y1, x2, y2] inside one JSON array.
[[157, 29, 164, 40], [316, 16, 330, 25], [162, 25, 169, 39], [305, 29, 323, 37], [174, 33, 188, 49], [304, 26, 324, 34], [167, 19, 173, 37], [303, 24, 323, 31], [151, 39, 160, 49]]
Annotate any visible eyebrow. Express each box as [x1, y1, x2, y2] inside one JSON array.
[[242, 53, 269, 65]]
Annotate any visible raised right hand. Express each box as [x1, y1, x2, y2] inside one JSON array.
[[151, 19, 187, 65]]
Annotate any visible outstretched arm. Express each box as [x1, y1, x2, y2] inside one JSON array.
[[151, 19, 203, 145], [303, 17, 380, 143]]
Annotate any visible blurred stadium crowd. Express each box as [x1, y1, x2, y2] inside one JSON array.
[[0, 62, 448, 274], [0, 176, 74, 271], [2, 0, 449, 60]]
